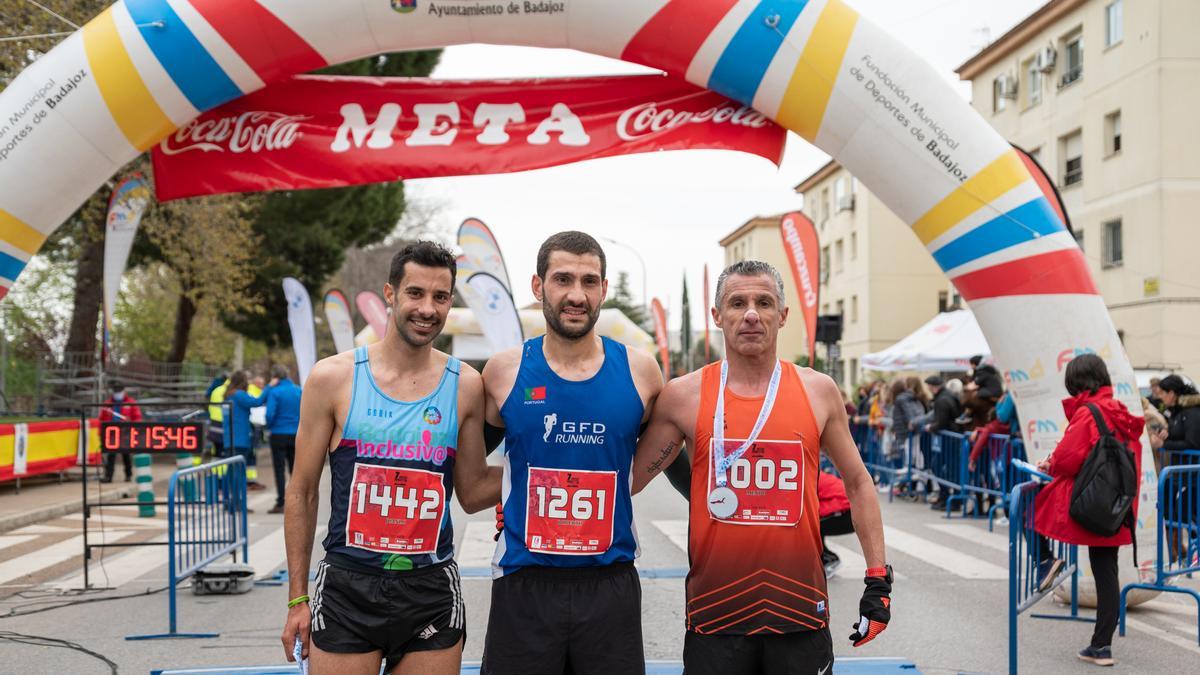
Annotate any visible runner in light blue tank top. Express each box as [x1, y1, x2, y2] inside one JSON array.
[[323, 346, 460, 570]]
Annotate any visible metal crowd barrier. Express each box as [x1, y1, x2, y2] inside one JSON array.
[[908, 430, 970, 515], [1119, 460, 1200, 644], [851, 426, 1030, 523], [851, 423, 909, 503], [1008, 459, 1085, 675], [963, 435, 1029, 530], [127, 455, 249, 640]]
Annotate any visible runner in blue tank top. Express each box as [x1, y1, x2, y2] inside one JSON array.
[[481, 232, 664, 675], [282, 242, 500, 675]]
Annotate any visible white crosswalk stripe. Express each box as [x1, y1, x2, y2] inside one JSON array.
[[924, 523, 1010, 554], [0, 535, 40, 549], [0, 535, 87, 587], [651, 520, 689, 554], [883, 525, 1008, 579]]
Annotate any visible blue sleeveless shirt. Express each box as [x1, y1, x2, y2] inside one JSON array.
[[323, 346, 459, 571], [493, 336, 644, 577]]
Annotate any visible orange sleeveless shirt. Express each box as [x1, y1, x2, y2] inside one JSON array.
[[687, 360, 826, 635]]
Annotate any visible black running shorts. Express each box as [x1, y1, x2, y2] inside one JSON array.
[[683, 628, 834, 675], [309, 557, 465, 670], [481, 562, 644, 675]]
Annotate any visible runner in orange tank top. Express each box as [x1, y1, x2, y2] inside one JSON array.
[[633, 260, 892, 675]]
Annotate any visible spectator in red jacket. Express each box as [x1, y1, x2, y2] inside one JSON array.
[[1033, 354, 1143, 667], [100, 383, 143, 483]]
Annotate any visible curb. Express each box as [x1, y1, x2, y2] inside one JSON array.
[[0, 482, 139, 534]]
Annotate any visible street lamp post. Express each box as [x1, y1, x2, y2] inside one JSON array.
[[596, 235, 648, 315]]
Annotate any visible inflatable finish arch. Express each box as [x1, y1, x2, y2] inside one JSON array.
[[0, 1, 1144, 467]]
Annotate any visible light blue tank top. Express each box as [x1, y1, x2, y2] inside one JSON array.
[[493, 336, 644, 577], [322, 347, 459, 571]]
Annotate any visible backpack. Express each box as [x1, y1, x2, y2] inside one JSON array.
[[1069, 404, 1138, 552]]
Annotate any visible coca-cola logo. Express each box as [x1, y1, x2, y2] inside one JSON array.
[[616, 99, 770, 141], [160, 111, 307, 155]]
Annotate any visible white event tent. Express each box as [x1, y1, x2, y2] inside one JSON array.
[[861, 310, 991, 373]]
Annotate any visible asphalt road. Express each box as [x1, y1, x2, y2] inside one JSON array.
[[1, 460, 1197, 674]]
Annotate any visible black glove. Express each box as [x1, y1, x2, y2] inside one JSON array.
[[849, 565, 892, 647]]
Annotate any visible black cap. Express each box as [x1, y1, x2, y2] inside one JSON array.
[[924, 375, 944, 386]]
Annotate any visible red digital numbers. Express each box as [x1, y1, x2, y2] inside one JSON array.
[[101, 422, 206, 453]]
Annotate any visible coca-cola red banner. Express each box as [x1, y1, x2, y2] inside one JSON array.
[[151, 74, 786, 201], [779, 212, 820, 364]]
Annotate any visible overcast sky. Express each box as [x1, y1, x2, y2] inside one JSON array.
[[409, 0, 1046, 330]]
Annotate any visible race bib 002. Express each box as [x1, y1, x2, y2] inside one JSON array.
[[707, 439, 806, 526], [525, 467, 617, 555], [345, 463, 445, 555]]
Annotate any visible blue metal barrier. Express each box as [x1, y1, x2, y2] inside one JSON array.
[[962, 435, 1029, 530], [1008, 461, 1086, 675], [1119, 461, 1200, 644], [127, 455, 249, 640], [853, 423, 908, 503], [908, 431, 970, 516]]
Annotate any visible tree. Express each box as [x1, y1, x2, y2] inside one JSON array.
[[602, 272, 648, 327], [222, 50, 443, 347], [139, 194, 263, 362], [680, 273, 693, 373]]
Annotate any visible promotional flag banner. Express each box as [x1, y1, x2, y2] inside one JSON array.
[[779, 212, 821, 364], [354, 325, 379, 348], [323, 289, 356, 354], [703, 264, 711, 364], [651, 298, 670, 381], [458, 218, 512, 292], [463, 272, 524, 354], [151, 75, 786, 200], [356, 291, 389, 341], [102, 174, 151, 359], [282, 278, 317, 385]]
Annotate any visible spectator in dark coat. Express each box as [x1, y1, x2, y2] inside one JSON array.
[[923, 376, 962, 433], [1158, 375, 1200, 457]]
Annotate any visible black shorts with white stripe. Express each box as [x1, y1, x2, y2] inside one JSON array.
[[310, 556, 465, 670]]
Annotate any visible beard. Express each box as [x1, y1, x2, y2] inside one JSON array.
[[393, 309, 442, 348], [542, 296, 600, 340]]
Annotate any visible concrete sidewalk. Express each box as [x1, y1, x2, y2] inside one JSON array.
[[0, 456, 183, 533]]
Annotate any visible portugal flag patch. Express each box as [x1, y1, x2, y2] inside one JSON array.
[[524, 386, 547, 401]]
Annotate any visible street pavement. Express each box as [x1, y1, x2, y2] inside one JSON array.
[[1, 457, 1198, 674]]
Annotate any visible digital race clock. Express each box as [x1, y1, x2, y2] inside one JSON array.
[[100, 421, 205, 453]]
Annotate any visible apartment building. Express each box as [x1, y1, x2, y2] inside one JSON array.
[[720, 161, 948, 388], [957, 0, 1200, 374]]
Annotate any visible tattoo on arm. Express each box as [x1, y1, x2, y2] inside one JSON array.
[[646, 441, 678, 474]]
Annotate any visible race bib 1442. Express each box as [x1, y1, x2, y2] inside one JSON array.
[[345, 463, 445, 555]]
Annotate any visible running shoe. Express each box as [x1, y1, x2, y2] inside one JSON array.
[[1077, 645, 1115, 666], [1036, 557, 1065, 592]]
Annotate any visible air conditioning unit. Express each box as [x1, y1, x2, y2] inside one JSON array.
[[1036, 45, 1057, 73], [997, 74, 1018, 100], [837, 194, 855, 212]]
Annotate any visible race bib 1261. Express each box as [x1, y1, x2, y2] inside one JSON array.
[[525, 467, 617, 555], [345, 463, 445, 554]]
